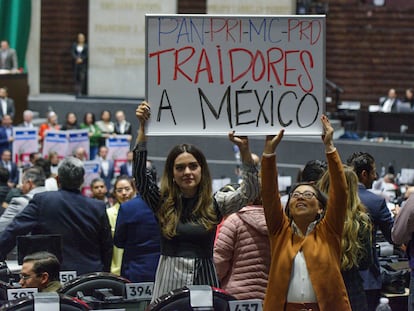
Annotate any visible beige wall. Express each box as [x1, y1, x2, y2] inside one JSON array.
[[26, 0, 41, 95], [207, 0, 295, 14]]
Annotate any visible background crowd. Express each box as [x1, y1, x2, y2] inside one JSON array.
[[0, 102, 410, 311]]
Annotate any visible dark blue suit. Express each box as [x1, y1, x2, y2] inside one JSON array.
[[114, 194, 160, 282], [0, 160, 18, 186], [0, 127, 10, 155], [357, 184, 394, 309], [0, 189, 113, 275], [98, 159, 115, 192], [119, 162, 132, 177]]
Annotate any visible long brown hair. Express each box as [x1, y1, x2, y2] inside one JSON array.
[[158, 144, 219, 238], [318, 165, 372, 270]]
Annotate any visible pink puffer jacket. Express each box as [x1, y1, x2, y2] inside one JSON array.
[[213, 205, 270, 300]]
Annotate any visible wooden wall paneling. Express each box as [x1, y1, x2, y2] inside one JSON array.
[[39, 0, 414, 112], [40, 0, 88, 94], [326, 1, 414, 110]]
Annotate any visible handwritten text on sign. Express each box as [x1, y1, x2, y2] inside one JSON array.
[[146, 15, 325, 135]]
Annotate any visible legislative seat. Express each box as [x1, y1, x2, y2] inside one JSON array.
[[0, 294, 91, 310], [0, 281, 15, 307], [58, 272, 130, 299], [146, 286, 236, 311]]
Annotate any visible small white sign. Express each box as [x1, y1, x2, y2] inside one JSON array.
[[59, 271, 77, 285], [125, 282, 154, 300], [34, 292, 60, 311], [7, 287, 38, 300], [228, 299, 263, 311], [188, 285, 213, 308]]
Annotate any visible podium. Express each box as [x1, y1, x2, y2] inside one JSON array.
[[0, 73, 29, 125]]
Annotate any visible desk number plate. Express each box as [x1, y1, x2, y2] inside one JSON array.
[[7, 288, 38, 300], [228, 299, 263, 311], [125, 282, 154, 300]]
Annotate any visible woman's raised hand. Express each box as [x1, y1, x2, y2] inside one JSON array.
[[321, 114, 335, 152], [136, 101, 151, 124], [264, 129, 284, 155]]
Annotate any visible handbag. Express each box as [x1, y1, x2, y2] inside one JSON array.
[[380, 262, 409, 294]]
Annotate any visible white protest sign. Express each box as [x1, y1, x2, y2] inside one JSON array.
[[12, 127, 39, 165], [42, 131, 68, 158], [146, 14, 325, 135], [81, 161, 101, 197], [42, 130, 90, 159], [67, 129, 90, 158], [106, 136, 130, 174]]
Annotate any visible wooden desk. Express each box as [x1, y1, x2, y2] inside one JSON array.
[[0, 73, 29, 125], [357, 110, 414, 135]]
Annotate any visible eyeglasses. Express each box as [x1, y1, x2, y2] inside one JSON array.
[[291, 191, 317, 200], [19, 274, 37, 281]]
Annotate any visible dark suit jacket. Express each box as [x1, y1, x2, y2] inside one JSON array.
[[0, 127, 10, 155], [0, 160, 18, 186], [114, 195, 160, 282], [0, 189, 113, 275], [119, 162, 132, 177], [99, 159, 115, 192], [358, 184, 394, 290], [0, 98, 15, 119], [71, 43, 88, 70], [380, 97, 401, 113], [0, 48, 18, 70], [114, 121, 132, 135]]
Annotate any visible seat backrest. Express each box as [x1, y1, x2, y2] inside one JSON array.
[[0, 294, 91, 311], [59, 272, 129, 298], [146, 286, 235, 311], [0, 281, 14, 304], [397, 102, 412, 113]]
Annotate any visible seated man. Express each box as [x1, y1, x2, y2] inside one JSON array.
[[380, 88, 401, 113], [0, 157, 113, 275], [19, 251, 62, 292]]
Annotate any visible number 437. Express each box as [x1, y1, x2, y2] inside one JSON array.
[[228, 299, 263, 311]]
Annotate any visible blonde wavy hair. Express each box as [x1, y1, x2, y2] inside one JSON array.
[[318, 165, 372, 270], [157, 144, 219, 239]]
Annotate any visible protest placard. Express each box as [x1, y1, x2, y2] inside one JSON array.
[[106, 135, 130, 174], [42, 131, 68, 159], [12, 127, 39, 165], [67, 130, 90, 159], [146, 14, 325, 135], [82, 161, 101, 197], [42, 130, 90, 159]]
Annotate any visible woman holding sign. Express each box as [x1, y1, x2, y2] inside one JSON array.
[[134, 101, 259, 301], [261, 115, 351, 311]]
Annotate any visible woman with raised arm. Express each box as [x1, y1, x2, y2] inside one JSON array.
[[134, 101, 259, 302], [318, 165, 373, 311], [261, 115, 351, 311]]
